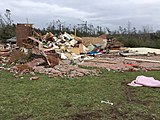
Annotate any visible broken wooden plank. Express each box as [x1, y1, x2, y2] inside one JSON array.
[[125, 57, 160, 63], [28, 36, 41, 43], [84, 60, 116, 64]]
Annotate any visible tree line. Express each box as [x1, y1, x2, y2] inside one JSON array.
[[1, 9, 160, 48]]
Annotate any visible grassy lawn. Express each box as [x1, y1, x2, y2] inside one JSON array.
[[0, 69, 160, 120]]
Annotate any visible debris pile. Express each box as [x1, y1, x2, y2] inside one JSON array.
[[0, 47, 99, 78], [1, 23, 160, 79], [0, 24, 103, 78]]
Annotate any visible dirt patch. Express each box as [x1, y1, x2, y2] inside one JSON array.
[[109, 106, 129, 119], [121, 81, 152, 105], [108, 105, 157, 120], [123, 82, 136, 102], [15, 114, 32, 120], [63, 101, 72, 108], [64, 110, 104, 120]]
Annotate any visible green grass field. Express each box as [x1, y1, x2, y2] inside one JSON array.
[[0, 69, 160, 120]]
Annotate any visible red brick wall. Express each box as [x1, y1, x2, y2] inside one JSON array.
[[16, 24, 33, 47]]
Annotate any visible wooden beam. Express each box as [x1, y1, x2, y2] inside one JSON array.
[[125, 57, 160, 63]]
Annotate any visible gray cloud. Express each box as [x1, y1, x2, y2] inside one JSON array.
[[0, 0, 160, 31]]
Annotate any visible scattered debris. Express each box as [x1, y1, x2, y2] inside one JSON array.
[[30, 76, 39, 80], [1, 23, 160, 79], [80, 56, 160, 72], [63, 110, 104, 120], [101, 100, 114, 105]]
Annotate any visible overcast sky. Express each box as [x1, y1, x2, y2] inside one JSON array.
[[0, 0, 160, 31]]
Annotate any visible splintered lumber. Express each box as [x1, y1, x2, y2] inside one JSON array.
[[28, 36, 41, 43], [125, 57, 160, 63]]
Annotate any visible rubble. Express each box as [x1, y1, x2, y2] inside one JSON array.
[[1, 23, 160, 79], [80, 56, 160, 72], [0, 24, 102, 78], [8, 48, 31, 64]]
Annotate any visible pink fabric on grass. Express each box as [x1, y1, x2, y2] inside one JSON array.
[[128, 75, 160, 87]]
